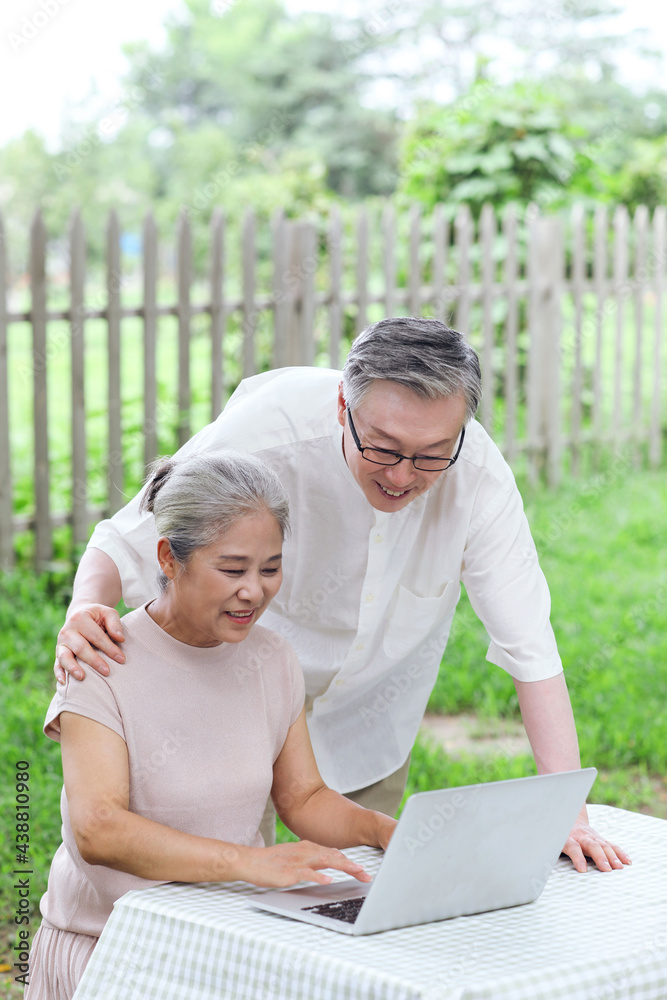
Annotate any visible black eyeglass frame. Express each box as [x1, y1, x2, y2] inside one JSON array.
[[346, 408, 465, 472]]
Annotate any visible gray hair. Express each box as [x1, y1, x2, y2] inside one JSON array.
[[342, 317, 482, 423], [139, 451, 290, 591]]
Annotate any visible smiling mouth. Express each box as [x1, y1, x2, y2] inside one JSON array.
[[225, 610, 256, 621], [377, 483, 410, 498]]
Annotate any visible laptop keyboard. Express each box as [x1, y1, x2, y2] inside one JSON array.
[[301, 898, 365, 924]]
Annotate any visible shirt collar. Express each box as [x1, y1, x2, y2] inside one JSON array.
[[330, 418, 366, 497]]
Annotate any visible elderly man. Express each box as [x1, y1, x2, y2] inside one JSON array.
[[55, 317, 629, 872]]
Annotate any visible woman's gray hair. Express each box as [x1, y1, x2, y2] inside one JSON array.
[[139, 451, 290, 591], [342, 317, 482, 423]]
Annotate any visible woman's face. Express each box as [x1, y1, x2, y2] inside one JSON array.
[[156, 511, 284, 647]]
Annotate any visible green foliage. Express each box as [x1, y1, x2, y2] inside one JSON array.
[[399, 80, 595, 216], [0, 572, 70, 925], [599, 135, 667, 211]]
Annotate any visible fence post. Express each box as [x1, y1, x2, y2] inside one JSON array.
[[209, 208, 225, 420], [632, 204, 648, 465], [503, 203, 519, 465], [143, 211, 158, 468], [480, 202, 495, 434], [650, 206, 665, 467], [328, 206, 343, 369], [570, 203, 586, 477], [612, 205, 629, 449], [299, 222, 316, 366], [455, 204, 472, 336], [106, 210, 123, 514], [70, 209, 87, 547], [31, 209, 52, 567], [592, 205, 608, 469], [356, 206, 369, 334], [408, 204, 421, 316], [432, 203, 448, 322], [272, 211, 291, 369], [285, 221, 317, 365], [382, 202, 396, 319], [527, 215, 564, 487], [242, 208, 256, 378], [177, 210, 192, 447], [0, 212, 12, 569]]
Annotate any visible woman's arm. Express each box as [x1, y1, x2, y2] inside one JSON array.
[[60, 712, 369, 887], [271, 709, 397, 851]]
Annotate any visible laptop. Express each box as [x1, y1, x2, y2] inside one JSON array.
[[248, 768, 597, 935]]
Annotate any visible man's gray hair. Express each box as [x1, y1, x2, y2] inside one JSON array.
[[342, 317, 482, 423], [140, 451, 290, 590]]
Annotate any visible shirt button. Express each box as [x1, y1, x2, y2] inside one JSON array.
[[365, 593, 374, 603], [375, 534, 383, 543], [355, 642, 365, 651], [335, 679, 344, 686]]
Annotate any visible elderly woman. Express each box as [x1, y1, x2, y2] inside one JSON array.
[[26, 452, 396, 1000]]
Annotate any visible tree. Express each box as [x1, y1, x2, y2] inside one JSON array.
[[342, 0, 650, 105], [122, 0, 399, 198]]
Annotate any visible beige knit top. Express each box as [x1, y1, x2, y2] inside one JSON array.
[[39, 603, 305, 937]]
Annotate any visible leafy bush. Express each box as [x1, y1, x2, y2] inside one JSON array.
[[398, 80, 591, 217]]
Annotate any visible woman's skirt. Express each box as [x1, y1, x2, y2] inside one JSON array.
[[24, 921, 98, 1000]]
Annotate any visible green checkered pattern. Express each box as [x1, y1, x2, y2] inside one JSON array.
[[73, 805, 667, 1000]]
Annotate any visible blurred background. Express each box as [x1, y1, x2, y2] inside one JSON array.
[[1, 4, 666, 992], [3, 0, 667, 260]]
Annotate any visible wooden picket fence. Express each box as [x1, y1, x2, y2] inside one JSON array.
[[0, 200, 665, 569]]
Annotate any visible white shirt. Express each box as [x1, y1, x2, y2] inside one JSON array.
[[88, 367, 562, 792]]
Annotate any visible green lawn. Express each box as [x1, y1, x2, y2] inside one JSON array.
[[1, 464, 666, 989]]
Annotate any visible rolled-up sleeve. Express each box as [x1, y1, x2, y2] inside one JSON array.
[[87, 491, 160, 609], [461, 480, 563, 682]]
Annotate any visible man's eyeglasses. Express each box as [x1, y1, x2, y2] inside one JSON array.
[[346, 408, 465, 472]]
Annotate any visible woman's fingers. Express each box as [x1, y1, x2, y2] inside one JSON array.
[[292, 843, 370, 882], [256, 842, 372, 887]]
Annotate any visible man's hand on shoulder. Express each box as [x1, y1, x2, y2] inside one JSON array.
[[55, 604, 126, 684]]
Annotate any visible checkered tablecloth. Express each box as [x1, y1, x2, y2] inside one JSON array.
[[72, 805, 667, 1000]]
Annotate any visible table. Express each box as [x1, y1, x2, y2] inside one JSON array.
[[72, 805, 667, 1000]]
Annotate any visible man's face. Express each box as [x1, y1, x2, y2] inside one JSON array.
[[336, 381, 467, 513]]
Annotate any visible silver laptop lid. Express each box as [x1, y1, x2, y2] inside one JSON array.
[[353, 768, 597, 933]]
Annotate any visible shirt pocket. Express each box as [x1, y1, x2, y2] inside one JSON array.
[[382, 581, 459, 661]]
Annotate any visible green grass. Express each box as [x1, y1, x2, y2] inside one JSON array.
[[426, 465, 667, 772], [1, 465, 666, 983]]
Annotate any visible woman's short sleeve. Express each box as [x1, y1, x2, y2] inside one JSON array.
[[44, 664, 126, 744], [285, 642, 306, 727]]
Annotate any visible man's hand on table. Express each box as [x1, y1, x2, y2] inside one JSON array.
[[562, 815, 632, 872], [55, 604, 125, 684]]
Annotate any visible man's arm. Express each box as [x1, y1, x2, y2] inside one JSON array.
[[55, 548, 126, 683], [514, 673, 631, 872]]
